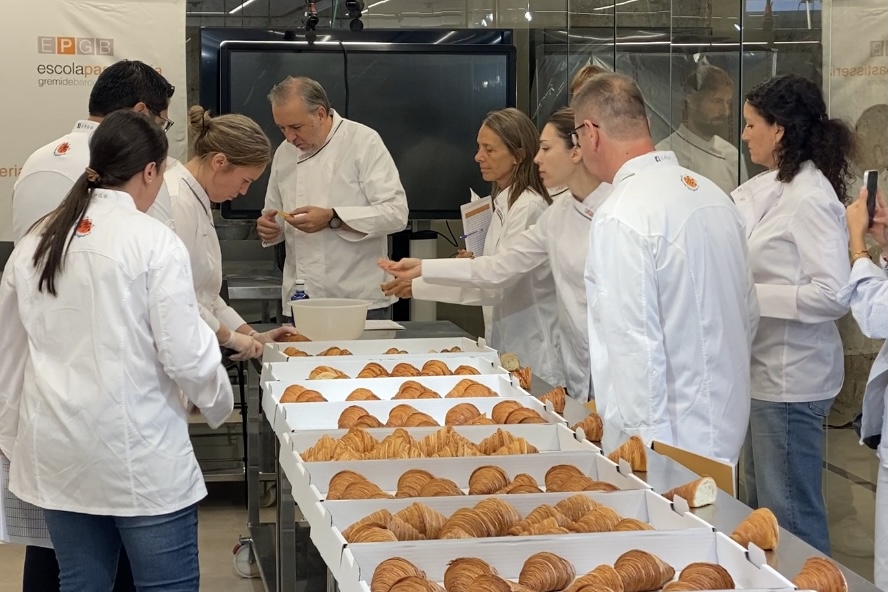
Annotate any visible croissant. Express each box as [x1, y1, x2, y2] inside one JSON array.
[[280, 333, 312, 342], [358, 362, 390, 378], [512, 367, 533, 390], [389, 576, 444, 592], [392, 363, 421, 377], [454, 365, 482, 376], [574, 506, 622, 533], [613, 550, 675, 592], [544, 465, 586, 491], [469, 466, 511, 496], [519, 552, 575, 592], [478, 429, 517, 455], [300, 434, 338, 462], [395, 503, 447, 539], [463, 382, 496, 397], [346, 388, 381, 402], [309, 365, 350, 380], [661, 583, 702, 591], [333, 448, 365, 462], [353, 414, 384, 428], [388, 404, 422, 427], [612, 518, 654, 532], [505, 407, 547, 424], [397, 469, 436, 498], [371, 558, 426, 592], [394, 385, 424, 400], [385, 347, 406, 355], [471, 575, 514, 592], [492, 400, 523, 424], [319, 346, 343, 356], [568, 565, 624, 592], [335, 428, 378, 455], [445, 403, 483, 426], [421, 360, 452, 376], [280, 385, 306, 403], [539, 386, 567, 414], [418, 477, 464, 497], [283, 347, 310, 357], [511, 473, 539, 488], [570, 413, 604, 441], [444, 558, 497, 592], [389, 516, 427, 541], [441, 508, 490, 539], [326, 470, 367, 500], [517, 516, 570, 537], [730, 507, 779, 550], [555, 494, 600, 522], [418, 389, 442, 399], [468, 415, 496, 425], [403, 412, 440, 428], [677, 562, 734, 590], [792, 557, 848, 592], [338, 405, 371, 429], [475, 498, 521, 536], [296, 390, 327, 403], [343, 510, 394, 542], [342, 480, 392, 500], [505, 484, 544, 494], [492, 440, 538, 456], [349, 524, 399, 543], [607, 436, 648, 471], [662, 476, 717, 508]]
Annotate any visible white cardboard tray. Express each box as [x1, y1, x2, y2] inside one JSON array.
[[263, 337, 498, 364], [261, 374, 528, 415], [287, 424, 602, 460], [272, 396, 566, 436], [262, 356, 509, 383], [340, 530, 795, 592]]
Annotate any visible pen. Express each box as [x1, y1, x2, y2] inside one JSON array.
[[460, 231, 479, 239]]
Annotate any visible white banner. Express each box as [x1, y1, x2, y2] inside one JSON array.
[[0, 0, 187, 242]]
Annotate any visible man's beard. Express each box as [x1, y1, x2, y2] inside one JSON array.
[[690, 116, 729, 140]]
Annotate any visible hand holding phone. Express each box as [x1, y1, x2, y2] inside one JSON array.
[[866, 170, 879, 227]]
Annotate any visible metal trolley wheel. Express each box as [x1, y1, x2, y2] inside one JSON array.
[[232, 537, 260, 579], [260, 482, 277, 508]]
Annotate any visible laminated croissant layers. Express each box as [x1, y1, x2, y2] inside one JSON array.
[[341, 494, 653, 542], [570, 414, 604, 442], [792, 557, 848, 592], [614, 550, 675, 592], [279, 332, 312, 343], [371, 558, 427, 592], [663, 562, 734, 591], [301, 426, 541, 462], [730, 507, 779, 550], [607, 436, 648, 472], [661, 477, 717, 509], [539, 387, 567, 414], [518, 552, 576, 592], [301, 361, 485, 381]]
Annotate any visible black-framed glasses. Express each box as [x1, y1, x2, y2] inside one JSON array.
[[152, 111, 174, 133], [571, 121, 600, 146]]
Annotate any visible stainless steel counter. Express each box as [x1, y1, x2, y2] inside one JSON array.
[[248, 323, 878, 592]]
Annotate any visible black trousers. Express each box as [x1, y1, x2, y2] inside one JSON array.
[[23, 545, 136, 591]]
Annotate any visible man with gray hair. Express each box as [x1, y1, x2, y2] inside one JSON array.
[[256, 76, 409, 318], [574, 72, 758, 464]]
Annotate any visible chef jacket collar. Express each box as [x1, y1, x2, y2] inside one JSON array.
[[613, 151, 678, 186], [71, 120, 99, 134], [92, 188, 138, 211], [730, 167, 783, 238], [572, 182, 612, 220], [178, 165, 213, 220], [298, 109, 344, 162]]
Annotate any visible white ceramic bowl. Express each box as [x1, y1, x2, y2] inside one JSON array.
[[289, 298, 370, 341]]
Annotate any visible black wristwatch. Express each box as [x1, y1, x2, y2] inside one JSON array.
[[328, 209, 342, 229]]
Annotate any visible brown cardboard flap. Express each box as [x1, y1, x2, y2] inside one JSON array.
[[651, 441, 736, 497]]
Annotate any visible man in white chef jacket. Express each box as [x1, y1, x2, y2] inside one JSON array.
[[574, 72, 758, 464], [12, 60, 177, 244], [256, 77, 409, 318], [656, 65, 748, 195]]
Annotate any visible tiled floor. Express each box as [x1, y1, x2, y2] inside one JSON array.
[[0, 484, 264, 592]]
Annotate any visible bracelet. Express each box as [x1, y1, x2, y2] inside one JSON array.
[[850, 250, 871, 265]]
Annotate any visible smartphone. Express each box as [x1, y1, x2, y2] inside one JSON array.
[[866, 169, 879, 227]]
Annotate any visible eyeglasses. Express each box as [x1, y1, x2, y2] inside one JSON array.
[[154, 113, 174, 133], [571, 121, 600, 146]]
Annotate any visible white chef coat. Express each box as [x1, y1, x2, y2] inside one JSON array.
[[656, 124, 748, 196], [420, 184, 612, 400], [732, 162, 850, 403], [12, 120, 174, 244], [413, 187, 562, 387], [585, 151, 758, 464], [166, 161, 246, 333], [264, 110, 409, 309], [0, 189, 232, 516]]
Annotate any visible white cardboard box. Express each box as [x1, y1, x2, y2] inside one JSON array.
[[274, 395, 566, 435], [263, 337, 499, 364], [262, 356, 509, 383], [287, 424, 601, 459], [261, 374, 529, 418], [340, 530, 795, 592]]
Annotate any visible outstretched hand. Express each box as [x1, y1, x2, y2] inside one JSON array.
[[378, 257, 422, 280]]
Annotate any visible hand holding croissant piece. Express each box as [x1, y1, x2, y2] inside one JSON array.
[[730, 507, 779, 550]]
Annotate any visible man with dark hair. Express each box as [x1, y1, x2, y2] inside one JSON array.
[[12, 59, 176, 244], [656, 64, 747, 194], [574, 72, 758, 464], [10, 58, 175, 592]]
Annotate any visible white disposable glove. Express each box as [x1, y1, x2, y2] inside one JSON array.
[[250, 326, 301, 345], [223, 331, 263, 361]]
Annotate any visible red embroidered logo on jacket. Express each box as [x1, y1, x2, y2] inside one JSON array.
[[681, 175, 699, 191], [75, 217, 93, 237], [54, 142, 70, 156]]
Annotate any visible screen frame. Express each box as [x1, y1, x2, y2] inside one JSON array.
[[213, 35, 517, 220]]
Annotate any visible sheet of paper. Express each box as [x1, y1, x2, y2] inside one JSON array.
[[459, 193, 493, 256], [0, 456, 52, 548], [364, 320, 405, 331]]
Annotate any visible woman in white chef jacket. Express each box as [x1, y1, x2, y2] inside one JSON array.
[[0, 110, 233, 590], [383, 108, 561, 386], [733, 74, 853, 555], [841, 187, 888, 584], [166, 106, 297, 359], [382, 108, 610, 400]]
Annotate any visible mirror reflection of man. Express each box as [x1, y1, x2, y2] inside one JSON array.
[[656, 65, 747, 195]]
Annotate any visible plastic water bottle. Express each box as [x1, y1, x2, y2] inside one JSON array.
[[287, 280, 309, 325]]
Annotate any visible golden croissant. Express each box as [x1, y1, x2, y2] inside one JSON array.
[[792, 557, 848, 592], [371, 558, 426, 592], [518, 552, 575, 592], [607, 436, 648, 471], [571, 413, 604, 441], [730, 507, 779, 550], [614, 549, 675, 592], [662, 476, 717, 508]]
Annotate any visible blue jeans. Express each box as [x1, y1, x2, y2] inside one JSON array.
[[43, 504, 199, 592], [742, 398, 833, 555]]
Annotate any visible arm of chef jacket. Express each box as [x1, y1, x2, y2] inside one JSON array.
[[148, 239, 234, 429], [841, 258, 888, 340], [261, 161, 285, 248], [333, 134, 409, 240], [746, 262, 761, 347], [170, 189, 247, 333], [0, 256, 27, 458], [411, 277, 504, 306], [421, 213, 551, 290], [756, 195, 851, 323], [12, 171, 76, 245], [588, 215, 672, 444]]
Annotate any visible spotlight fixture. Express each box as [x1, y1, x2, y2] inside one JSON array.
[[304, 2, 319, 43], [345, 0, 365, 31]]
